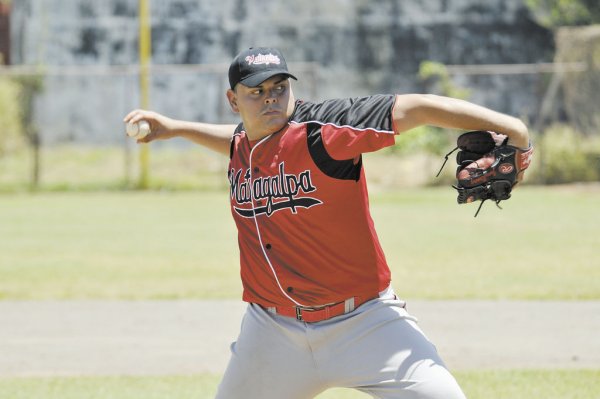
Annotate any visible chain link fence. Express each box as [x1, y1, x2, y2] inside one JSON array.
[[1, 55, 598, 190], [0, 62, 319, 190]]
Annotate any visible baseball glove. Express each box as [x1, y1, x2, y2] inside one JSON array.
[[437, 130, 533, 217]]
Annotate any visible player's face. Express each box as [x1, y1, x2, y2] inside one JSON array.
[[227, 75, 295, 141]]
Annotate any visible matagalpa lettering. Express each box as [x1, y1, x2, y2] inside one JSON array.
[[229, 162, 322, 217]]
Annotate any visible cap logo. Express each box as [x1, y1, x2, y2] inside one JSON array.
[[245, 53, 281, 66]]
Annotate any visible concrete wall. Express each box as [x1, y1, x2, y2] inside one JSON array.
[[10, 0, 554, 144]]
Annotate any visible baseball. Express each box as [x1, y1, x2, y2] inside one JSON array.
[[126, 120, 151, 139]]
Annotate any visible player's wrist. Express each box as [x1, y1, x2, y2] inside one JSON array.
[[166, 119, 194, 137], [505, 120, 529, 149]]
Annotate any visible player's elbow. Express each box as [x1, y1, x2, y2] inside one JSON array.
[[501, 116, 529, 149], [512, 118, 530, 148], [392, 94, 437, 133]]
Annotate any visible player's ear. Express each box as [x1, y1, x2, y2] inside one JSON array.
[[227, 89, 239, 113]]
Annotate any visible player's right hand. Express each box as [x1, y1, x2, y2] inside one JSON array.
[[123, 109, 178, 143]]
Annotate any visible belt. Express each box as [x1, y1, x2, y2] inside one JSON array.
[[265, 295, 377, 323]]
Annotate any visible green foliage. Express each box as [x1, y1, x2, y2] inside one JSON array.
[[526, 0, 600, 27], [0, 77, 24, 155], [418, 61, 471, 100], [13, 75, 43, 145], [0, 74, 44, 189], [387, 125, 452, 156], [528, 124, 600, 184]]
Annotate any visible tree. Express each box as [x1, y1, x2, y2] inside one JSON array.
[[15, 75, 44, 189], [526, 0, 600, 28], [0, 77, 23, 156], [418, 61, 471, 100]]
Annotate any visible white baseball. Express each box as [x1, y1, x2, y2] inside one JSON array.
[[126, 120, 151, 139]]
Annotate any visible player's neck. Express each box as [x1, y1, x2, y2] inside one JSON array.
[[246, 124, 288, 144]]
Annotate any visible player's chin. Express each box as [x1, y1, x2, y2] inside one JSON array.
[[262, 115, 289, 133]]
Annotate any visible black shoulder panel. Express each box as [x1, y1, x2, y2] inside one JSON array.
[[305, 122, 362, 181], [291, 95, 395, 132], [291, 96, 394, 182]]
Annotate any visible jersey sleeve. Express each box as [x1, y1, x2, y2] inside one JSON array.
[[294, 95, 397, 160]]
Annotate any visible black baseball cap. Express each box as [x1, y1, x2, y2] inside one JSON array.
[[228, 47, 297, 90]]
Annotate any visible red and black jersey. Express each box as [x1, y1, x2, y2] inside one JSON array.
[[228, 95, 398, 308]]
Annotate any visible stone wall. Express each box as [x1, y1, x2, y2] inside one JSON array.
[[10, 0, 554, 144]]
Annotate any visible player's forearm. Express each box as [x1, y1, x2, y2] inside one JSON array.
[[124, 109, 236, 156], [393, 94, 530, 148], [169, 121, 236, 156]]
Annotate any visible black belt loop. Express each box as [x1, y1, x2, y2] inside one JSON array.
[[295, 307, 303, 321]]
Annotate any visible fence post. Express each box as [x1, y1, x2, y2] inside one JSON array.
[[138, 0, 151, 189]]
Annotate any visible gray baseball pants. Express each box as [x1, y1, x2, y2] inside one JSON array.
[[215, 287, 466, 399]]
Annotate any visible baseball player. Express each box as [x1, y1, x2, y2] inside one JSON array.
[[124, 47, 530, 399]]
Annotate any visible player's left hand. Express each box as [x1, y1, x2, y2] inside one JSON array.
[[439, 130, 533, 216]]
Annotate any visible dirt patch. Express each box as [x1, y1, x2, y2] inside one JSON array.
[[0, 300, 598, 376]]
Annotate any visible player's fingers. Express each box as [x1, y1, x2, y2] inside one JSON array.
[[123, 109, 144, 123], [136, 131, 155, 143], [124, 109, 155, 124]]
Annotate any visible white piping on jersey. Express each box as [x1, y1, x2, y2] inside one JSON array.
[[247, 132, 308, 307], [289, 120, 395, 135]]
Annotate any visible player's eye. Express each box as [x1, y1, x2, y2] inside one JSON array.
[[251, 89, 262, 95]]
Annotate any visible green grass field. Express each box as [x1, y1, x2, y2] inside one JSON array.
[[1, 370, 599, 399], [1, 186, 598, 300]]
